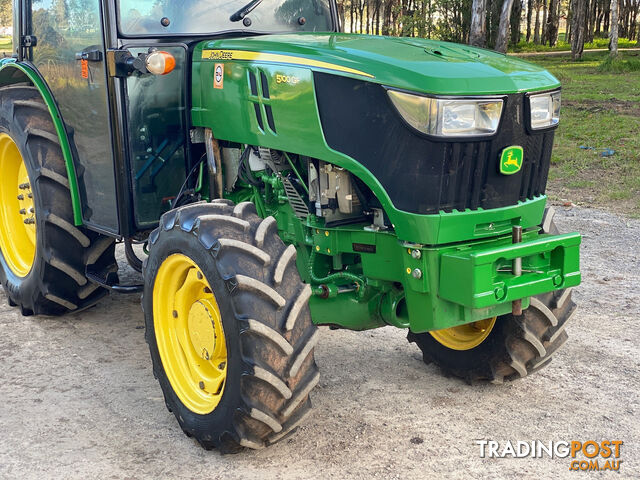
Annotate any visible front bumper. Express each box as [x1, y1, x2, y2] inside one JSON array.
[[402, 228, 581, 332]]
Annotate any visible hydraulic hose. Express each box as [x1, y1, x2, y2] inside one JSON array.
[[308, 249, 365, 295], [124, 238, 143, 273]]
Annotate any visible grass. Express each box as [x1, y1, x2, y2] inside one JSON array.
[[598, 55, 640, 72], [509, 36, 638, 53], [523, 50, 640, 216], [0, 36, 11, 56]]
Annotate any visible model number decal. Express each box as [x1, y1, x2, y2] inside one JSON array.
[[276, 74, 300, 85]]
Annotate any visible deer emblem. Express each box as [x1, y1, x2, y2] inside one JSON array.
[[503, 151, 520, 168], [499, 146, 523, 175]]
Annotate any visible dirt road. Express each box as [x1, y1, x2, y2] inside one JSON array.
[[0, 206, 638, 479]]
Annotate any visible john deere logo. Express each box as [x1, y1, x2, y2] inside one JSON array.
[[499, 146, 524, 175]]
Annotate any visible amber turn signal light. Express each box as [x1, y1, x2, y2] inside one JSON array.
[[145, 51, 176, 75]]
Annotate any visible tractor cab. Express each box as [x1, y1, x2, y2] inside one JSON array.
[[7, 0, 337, 236]]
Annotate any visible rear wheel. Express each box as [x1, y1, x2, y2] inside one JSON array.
[[408, 208, 577, 383], [143, 200, 320, 451], [0, 85, 117, 315]]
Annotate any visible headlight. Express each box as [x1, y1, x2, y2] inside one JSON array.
[[387, 90, 504, 137], [528, 90, 561, 129]]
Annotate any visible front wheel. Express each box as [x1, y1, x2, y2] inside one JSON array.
[[408, 208, 577, 383], [143, 200, 320, 451]]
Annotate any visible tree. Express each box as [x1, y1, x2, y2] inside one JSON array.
[[610, 0, 619, 56], [0, 0, 11, 27], [546, 0, 560, 46], [526, 0, 533, 40], [510, 0, 523, 45], [541, 0, 548, 41], [534, 0, 542, 43], [495, 0, 516, 52], [335, 0, 640, 49], [469, 0, 487, 45], [570, 0, 587, 59]]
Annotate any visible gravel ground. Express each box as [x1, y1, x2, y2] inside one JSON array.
[[0, 206, 638, 479]]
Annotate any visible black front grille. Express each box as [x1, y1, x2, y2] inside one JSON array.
[[314, 73, 555, 215]]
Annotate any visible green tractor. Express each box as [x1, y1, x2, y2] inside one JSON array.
[[1, 0, 580, 452]]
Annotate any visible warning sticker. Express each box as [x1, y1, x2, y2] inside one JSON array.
[[81, 59, 89, 79], [214, 63, 224, 89]]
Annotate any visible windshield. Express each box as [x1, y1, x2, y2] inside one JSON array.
[[118, 0, 333, 35]]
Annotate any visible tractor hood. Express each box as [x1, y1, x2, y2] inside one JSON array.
[[196, 33, 559, 95]]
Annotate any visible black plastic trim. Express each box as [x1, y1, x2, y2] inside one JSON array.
[[249, 71, 258, 95], [314, 72, 554, 215], [259, 71, 270, 98], [253, 103, 264, 130], [265, 105, 276, 133]]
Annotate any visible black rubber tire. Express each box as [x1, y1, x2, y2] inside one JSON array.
[[408, 207, 577, 383], [143, 200, 320, 452], [0, 85, 117, 315]]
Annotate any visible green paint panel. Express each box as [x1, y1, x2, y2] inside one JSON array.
[[397, 196, 548, 245], [194, 33, 560, 95]]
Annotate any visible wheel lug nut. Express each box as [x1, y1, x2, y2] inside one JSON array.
[[17, 194, 24, 200], [27, 193, 33, 198], [24, 218, 35, 225], [19, 209, 26, 215], [172, 310, 178, 318], [29, 207, 34, 214], [199, 381, 205, 390], [18, 183, 29, 190]]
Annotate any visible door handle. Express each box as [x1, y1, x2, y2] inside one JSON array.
[[75, 49, 103, 62]]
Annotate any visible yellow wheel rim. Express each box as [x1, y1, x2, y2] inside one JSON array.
[[430, 317, 497, 351], [153, 254, 228, 414], [0, 133, 36, 277]]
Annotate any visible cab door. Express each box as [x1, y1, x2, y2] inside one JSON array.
[[120, 45, 189, 231], [30, 0, 119, 234]]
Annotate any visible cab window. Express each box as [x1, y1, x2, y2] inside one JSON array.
[[117, 0, 333, 35]]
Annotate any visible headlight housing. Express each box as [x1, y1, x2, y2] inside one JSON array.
[[387, 89, 504, 137], [528, 90, 561, 130]]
